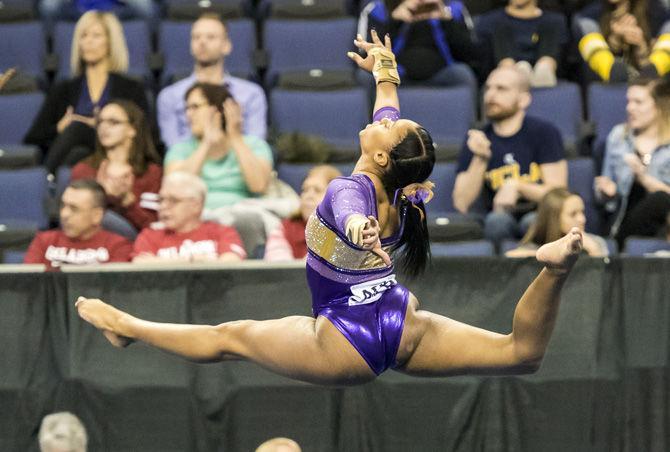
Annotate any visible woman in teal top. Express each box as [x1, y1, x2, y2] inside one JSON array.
[[164, 82, 273, 211]]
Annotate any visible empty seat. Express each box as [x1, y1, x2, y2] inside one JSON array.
[[0, 21, 46, 82], [159, 18, 256, 84], [398, 86, 475, 161], [587, 83, 627, 151], [623, 238, 670, 256], [277, 162, 354, 193], [567, 157, 602, 234], [53, 20, 151, 79], [527, 82, 582, 155], [0, 91, 44, 144], [270, 87, 367, 156], [0, 167, 49, 229], [263, 18, 356, 86]]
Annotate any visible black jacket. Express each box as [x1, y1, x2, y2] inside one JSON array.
[[24, 73, 148, 151]]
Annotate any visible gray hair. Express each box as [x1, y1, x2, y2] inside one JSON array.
[[162, 171, 208, 202], [38, 412, 87, 452]]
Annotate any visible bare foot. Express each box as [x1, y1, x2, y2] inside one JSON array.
[[75, 297, 134, 348], [536, 227, 583, 274]]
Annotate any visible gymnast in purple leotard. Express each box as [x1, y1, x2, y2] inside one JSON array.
[[76, 30, 585, 386]]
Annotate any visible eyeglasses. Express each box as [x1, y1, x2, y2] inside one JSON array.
[[157, 195, 195, 206], [185, 102, 209, 112], [97, 117, 130, 127]]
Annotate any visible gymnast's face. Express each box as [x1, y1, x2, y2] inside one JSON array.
[[359, 118, 420, 157], [626, 85, 658, 132]]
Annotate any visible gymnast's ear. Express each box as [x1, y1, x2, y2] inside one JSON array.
[[373, 150, 389, 168]]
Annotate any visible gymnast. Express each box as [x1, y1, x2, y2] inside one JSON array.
[[76, 31, 584, 386]]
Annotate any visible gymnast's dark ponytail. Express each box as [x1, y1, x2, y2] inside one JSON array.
[[381, 127, 435, 278]]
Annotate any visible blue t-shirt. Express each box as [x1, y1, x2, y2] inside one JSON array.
[[456, 115, 564, 208]]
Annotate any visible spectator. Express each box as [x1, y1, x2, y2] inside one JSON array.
[[24, 179, 132, 269], [164, 82, 273, 209], [264, 165, 342, 261], [476, 0, 569, 86], [133, 172, 246, 263], [23, 11, 149, 174], [71, 99, 162, 231], [595, 76, 670, 247], [575, 0, 670, 82], [452, 65, 567, 246], [506, 188, 609, 257], [157, 12, 267, 148], [356, 0, 478, 90], [38, 412, 87, 452]]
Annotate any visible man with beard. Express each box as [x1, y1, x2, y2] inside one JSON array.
[[156, 13, 267, 148], [452, 66, 567, 246]]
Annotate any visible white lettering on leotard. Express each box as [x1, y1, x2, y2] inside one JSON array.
[[348, 274, 397, 306], [156, 239, 218, 259], [45, 246, 110, 267]]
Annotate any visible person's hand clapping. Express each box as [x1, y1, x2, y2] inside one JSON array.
[[493, 179, 520, 212], [594, 175, 617, 198], [223, 98, 243, 140], [623, 153, 646, 178], [466, 130, 492, 160], [202, 106, 226, 154]]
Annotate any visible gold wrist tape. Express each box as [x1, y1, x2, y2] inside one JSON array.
[[369, 47, 400, 85]]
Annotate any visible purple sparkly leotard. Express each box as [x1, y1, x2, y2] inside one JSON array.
[[305, 106, 409, 376]]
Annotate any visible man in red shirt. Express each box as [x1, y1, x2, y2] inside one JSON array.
[[24, 180, 133, 269], [133, 172, 246, 263]]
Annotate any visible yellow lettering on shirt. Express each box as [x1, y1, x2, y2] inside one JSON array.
[[485, 162, 542, 191]]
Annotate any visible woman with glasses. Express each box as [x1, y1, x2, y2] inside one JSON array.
[[76, 32, 584, 386], [70, 99, 162, 232]]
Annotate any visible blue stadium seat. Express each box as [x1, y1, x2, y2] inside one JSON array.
[[2, 250, 27, 264], [0, 21, 46, 82], [527, 82, 582, 154], [158, 19, 256, 84], [398, 86, 475, 160], [0, 92, 45, 144], [427, 162, 486, 218], [430, 240, 494, 257], [587, 83, 627, 151], [623, 238, 670, 256], [53, 20, 151, 79], [263, 18, 356, 85], [0, 167, 49, 228], [567, 157, 602, 234], [257, 0, 351, 18], [270, 87, 368, 153], [277, 162, 354, 193]]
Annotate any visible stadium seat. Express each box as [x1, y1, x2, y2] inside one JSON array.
[[0, 21, 46, 83], [587, 83, 627, 151], [2, 250, 26, 264], [0, 167, 49, 229], [567, 157, 602, 235], [277, 162, 354, 193], [527, 82, 583, 155], [263, 18, 356, 86], [430, 240, 494, 256], [257, 0, 350, 18], [270, 87, 367, 156], [398, 86, 475, 161], [0, 91, 44, 144], [53, 20, 151, 79], [623, 237, 670, 256]]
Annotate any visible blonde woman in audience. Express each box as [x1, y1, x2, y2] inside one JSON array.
[[507, 188, 609, 257], [24, 11, 149, 174], [264, 165, 342, 261]]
